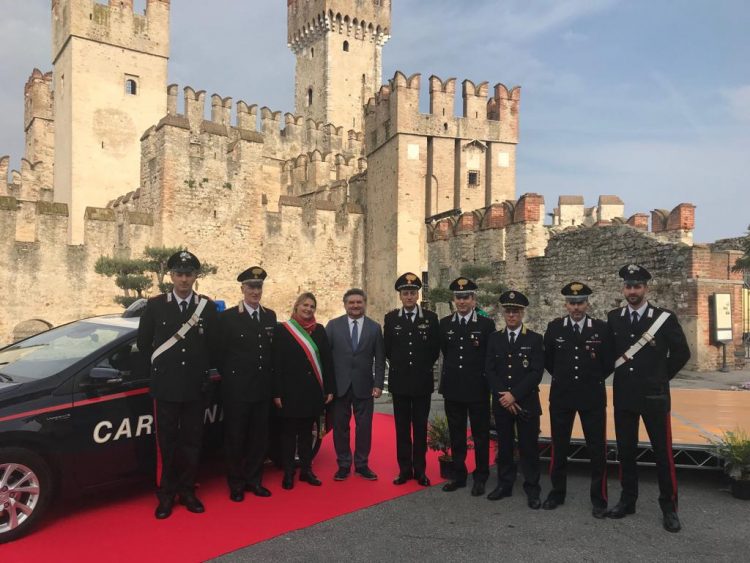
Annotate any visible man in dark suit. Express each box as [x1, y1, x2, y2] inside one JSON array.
[[384, 273, 440, 486], [326, 288, 386, 481], [137, 250, 219, 519], [485, 290, 544, 508], [439, 277, 495, 496], [218, 266, 276, 502], [542, 282, 612, 518], [606, 264, 690, 533]]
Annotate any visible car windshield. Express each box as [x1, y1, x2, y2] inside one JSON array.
[[0, 318, 135, 382]]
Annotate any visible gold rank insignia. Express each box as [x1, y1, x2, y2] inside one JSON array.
[[457, 279, 468, 288], [570, 283, 583, 295]]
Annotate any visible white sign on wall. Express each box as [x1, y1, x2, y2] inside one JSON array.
[[711, 293, 733, 343], [407, 144, 420, 160], [497, 151, 510, 168]]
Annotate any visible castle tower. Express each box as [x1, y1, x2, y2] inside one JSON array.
[[287, 0, 390, 132], [51, 0, 170, 242]]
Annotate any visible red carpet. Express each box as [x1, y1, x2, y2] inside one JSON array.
[[5, 413, 475, 562]]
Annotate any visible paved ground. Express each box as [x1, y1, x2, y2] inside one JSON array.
[[214, 367, 750, 562]]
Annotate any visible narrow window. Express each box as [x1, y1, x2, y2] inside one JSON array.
[[467, 170, 480, 187], [125, 78, 137, 95], [343, 40, 349, 52], [307, 88, 313, 106]]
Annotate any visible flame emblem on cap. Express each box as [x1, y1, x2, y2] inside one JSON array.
[[570, 283, 583, 295], [509, 291, 515, 299], [457, 279, 468, 288], [406, 273, 417, 283], [252, 267, 263, 276], [627, 264, 638, 273], [179, 251, 190, 261]]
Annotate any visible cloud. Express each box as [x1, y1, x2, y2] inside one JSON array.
[[723, 85, 750, 122]]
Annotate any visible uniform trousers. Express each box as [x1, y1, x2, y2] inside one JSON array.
[[615, 407, 678, 512], [333, 386, 374, 470], [444, 398, 490, 484], [548, 407, 608, 507], [492, 401, 541, 499], [223, 399, 270, 490], [392, 393, 432, 478], [280, 416, 316, 474], [154, 399, 204, 501]]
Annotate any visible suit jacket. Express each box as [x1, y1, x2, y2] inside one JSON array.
[[439, 310, 496, 402], [485, 325, 544, 415], [137, 292, 219, 402], [543, 315, 612, 411], [384, 305, 440, 396], [218, 302, 277, 402], [607, 303, 690, 412], [325, 315, 385, 399], [272, 323, 335, 418]]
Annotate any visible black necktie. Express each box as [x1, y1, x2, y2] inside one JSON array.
[[573, 323, 580, 336], [251, 310, 259, 323], [509, 331, 516, 345], [406, 312, 414, 323], [460, 317, 467, 328], [631, 311, 639, 325], [351, 319, 359, 349], [180, 301, 187, 314]]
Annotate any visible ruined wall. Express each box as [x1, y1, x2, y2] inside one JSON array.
[[428, 196, 742, 371]]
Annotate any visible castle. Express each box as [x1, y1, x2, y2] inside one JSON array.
[[0, 1, 745, 370]]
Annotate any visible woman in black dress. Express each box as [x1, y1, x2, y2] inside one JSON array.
[[273, 292, 335, 489]]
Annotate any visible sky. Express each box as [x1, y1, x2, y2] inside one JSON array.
[[1, 0, 748, 243]]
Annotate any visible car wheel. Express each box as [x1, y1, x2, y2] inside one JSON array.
[[0, 448, 53, 544]]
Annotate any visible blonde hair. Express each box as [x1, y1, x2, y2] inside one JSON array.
[[292, 292, 317, 315]]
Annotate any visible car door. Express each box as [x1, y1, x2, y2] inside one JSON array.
[[70, 338, 155, 489]]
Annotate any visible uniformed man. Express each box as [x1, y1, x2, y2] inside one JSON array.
[[542, 282, 612, 518], [607, 264, 690, 533], [137, 250, 219, 519], [484, 290, 544, 508], [439, 277, 495, 496], [384, 272, 440, 486], [218, 266, 276, 502]]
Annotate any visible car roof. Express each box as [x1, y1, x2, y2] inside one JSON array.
[[81, 315, 140, 331]]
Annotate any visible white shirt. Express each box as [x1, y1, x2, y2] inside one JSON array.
[[458, 313, 472, 324], [569, 317, 585, 332], [348, 316, 364, 338], [507, 327, 520, 342], [244, 303, 260, 317], [627, 301, 649, 321], [173, 291, 194, 311]]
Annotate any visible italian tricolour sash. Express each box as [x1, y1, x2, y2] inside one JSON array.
[[281, 319, 324, 390]]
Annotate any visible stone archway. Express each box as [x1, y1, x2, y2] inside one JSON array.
[[12, 319, 53, 342]]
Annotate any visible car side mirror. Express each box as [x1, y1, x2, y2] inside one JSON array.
[[89, 367, 123, 384]]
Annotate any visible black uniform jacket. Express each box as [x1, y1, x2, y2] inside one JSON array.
[[272, 323, 335, 419], [384, 305, 440, 396], [439, 310, 496, 402], [138, 292, 219, 402], [543, 315, 612, 411], [485, 325, 545, 415], [218, 302, 277, 402], [607, 303, 690, 412]]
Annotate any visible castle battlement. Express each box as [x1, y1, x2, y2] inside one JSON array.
[[365, 71, 520, 150], [287, 0, 391, 52], [52, 0, 170, 62]]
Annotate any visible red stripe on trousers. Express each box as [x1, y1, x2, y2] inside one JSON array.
[[548, 423, 555, 477], [153, 400, 163, 487], [665, 411, 678, 511], [601, 411, 608, 502]]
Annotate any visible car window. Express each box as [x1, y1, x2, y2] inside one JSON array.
[[94, 340, 148, 382], [0, 320, 134, 382]]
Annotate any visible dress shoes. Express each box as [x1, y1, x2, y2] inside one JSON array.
[[471, 481, 486, 497], [415, 475, 431, 487], [155, 498, 174, 519], [282, 473, 294, 490], [442, 481, 466, 492], [246, 484, 272, 497], [486, 486, 512, 501], [592, 506, 608, 519], [393, 474, 411, 485], [355, 467, 378, 481], [542, 497, 563, 510], [663, 511, 681, 533], [527, 498, 542, 510], [299, 471, 322, 486], [607, 502, 636, 519], [229, 489, 245, 503], [178, 493, 205, 514], [333, 468, 350, 481]]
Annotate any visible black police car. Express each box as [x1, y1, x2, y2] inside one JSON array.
[[0, 306, 328, 543]]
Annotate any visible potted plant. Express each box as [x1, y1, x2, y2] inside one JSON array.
[[427, 415, 453, 479], [712, 428, 750, 500]]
